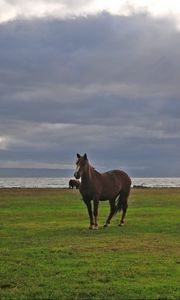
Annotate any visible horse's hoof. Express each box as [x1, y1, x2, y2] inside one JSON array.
[[103, 224, 108, 228], [89, 225, 94, 229], [119, 222, 125, 226], [94, 225, 98, 230]]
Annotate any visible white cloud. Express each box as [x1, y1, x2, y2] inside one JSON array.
[[0, 136, 9, 150], [1, 0, 180, 27]]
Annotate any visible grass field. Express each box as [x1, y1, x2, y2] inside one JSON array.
[[0, 188, 180, 300]]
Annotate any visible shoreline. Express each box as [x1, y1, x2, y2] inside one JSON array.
[[0, 186, 180, 190], [1, 177, 180, 189]]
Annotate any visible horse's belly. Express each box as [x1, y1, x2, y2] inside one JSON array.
[[99, 184, 121, 201], [99, 193, 118, 201], [80, 183, 121, 201], [99, 198, 108, 201]]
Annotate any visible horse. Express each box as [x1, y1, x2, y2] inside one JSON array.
[[69, 179, 80, 189], [74, 153, 131, 229]]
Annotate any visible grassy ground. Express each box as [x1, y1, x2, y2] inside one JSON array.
[[0, 188, 180, 300]]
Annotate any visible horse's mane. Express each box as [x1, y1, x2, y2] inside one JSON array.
[[88, 161, 95, 170]]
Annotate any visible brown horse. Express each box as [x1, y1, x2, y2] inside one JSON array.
[[69, 179, 80, 189], [74, 153, 131, 229]]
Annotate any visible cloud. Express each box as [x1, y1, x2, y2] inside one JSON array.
[[0, 136, 9, 150], [1, 0, 180, 28], [0, 13, 180, 175]]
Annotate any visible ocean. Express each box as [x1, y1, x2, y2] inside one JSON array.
[[0, 177, 180, 188]]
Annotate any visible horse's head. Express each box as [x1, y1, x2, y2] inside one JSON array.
[[74, 153, 88, 179]]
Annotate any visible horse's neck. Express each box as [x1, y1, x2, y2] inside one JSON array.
[[81, 163, 99, 185]]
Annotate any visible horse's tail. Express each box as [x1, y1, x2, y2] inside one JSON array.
[[114, 195, 124, 214], [114, 190, 129, 214]]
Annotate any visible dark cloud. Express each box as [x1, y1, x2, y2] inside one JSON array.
[[0, 13, 180, 176]]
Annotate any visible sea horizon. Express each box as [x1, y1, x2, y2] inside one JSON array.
[[0, 177, 180, 188]]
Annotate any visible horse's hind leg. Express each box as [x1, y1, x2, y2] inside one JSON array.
[[119, 199, 128, 226], [104, 198, 116, 227], [119, 189, 130, 226]]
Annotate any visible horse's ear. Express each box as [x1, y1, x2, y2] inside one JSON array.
[[83, 153, 87, 160], [77, 153, 81, 158]]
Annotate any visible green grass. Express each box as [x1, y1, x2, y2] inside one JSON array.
[[0, 188, 180, 300]]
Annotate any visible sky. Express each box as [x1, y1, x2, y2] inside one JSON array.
[[0, 0, 180, 177]]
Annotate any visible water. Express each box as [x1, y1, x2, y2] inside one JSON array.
[[0, 177, 69, 188], [132, 177, 180, 188], [0, 177, 179, 188]]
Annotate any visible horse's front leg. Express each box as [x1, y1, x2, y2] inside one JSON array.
[[93, 198, 99, 229], [84, 200, 94, 229]]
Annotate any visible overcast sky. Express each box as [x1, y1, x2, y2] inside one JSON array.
[[0, 0, 180, 176]]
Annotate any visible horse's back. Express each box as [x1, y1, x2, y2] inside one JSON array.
[[96, 169, 131, 200], [103, 170, 131, 187]]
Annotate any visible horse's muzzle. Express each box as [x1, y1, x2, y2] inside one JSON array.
[[74, 172, 80, 179]]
